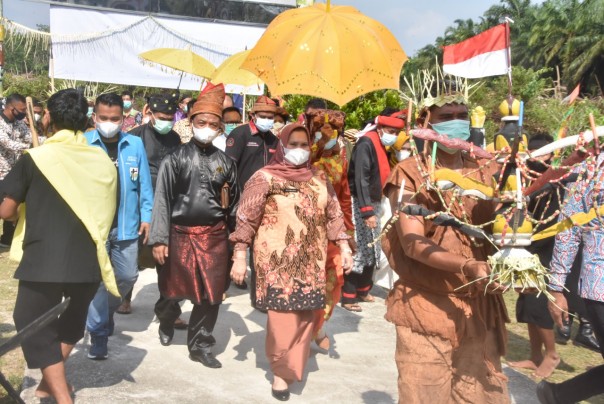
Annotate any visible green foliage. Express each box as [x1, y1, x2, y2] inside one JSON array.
[[284, 90, 402, 129], [3, 73, 50, 100], [402, 0, 604, 96], [4, 25, 50, 77]]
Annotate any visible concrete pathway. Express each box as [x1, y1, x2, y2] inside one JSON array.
[[20, 269, 539, 403]]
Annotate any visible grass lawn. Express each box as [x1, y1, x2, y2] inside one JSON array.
[[0, 248, 602, 402], [503, 291, 604, 403]]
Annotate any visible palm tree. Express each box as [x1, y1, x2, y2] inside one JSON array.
[[529, 0, 604, 95]]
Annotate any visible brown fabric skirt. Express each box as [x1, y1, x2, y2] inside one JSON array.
[[395, 325, 509, 404], [159, 222, 229, 305], [266, 310, 315, 383]]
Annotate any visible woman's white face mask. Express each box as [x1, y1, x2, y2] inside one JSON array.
[[283, 147, 310, 166]]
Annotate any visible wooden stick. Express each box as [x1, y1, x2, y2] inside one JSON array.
[[589, 113, 600, 155], [25, 97, 40, 147]]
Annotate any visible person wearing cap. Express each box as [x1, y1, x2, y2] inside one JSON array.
[[225, 96, 279, 294], [127, 92, 188, 329], [129, 92, 181, 188], [344, 110, 406, 312], [149, 83, 239, 369], [226, 95, 279, 190]]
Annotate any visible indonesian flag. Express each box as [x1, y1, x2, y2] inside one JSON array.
[[443, 24, 509, 79]]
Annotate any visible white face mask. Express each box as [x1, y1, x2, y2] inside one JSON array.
[[255, 117, 274, 132], [34, 113, 42, 122], [395, 149, 411, 161], [273, 122, 285, 131], [193, 126, 220, 144], [283, 146, 310, 166], [97, 121, 121, 139]]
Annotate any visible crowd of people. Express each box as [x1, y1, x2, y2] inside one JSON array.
[[0, 81, 602, 404]]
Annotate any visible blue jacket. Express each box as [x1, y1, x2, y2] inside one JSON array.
[[85, 130, 153, 241]]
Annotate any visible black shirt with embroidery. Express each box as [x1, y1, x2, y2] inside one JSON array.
[[224, 123, 278, 190], [3, 154, 101, 283]]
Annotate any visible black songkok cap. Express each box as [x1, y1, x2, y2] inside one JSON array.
[[148, 90, 179, 114]]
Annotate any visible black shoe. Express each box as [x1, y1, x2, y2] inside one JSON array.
[[158, 327, 174, 346], [235, 279, 248, 290], [536, 381, 559, 404], [189, 351, 222, 368], [555, 318, 572, 344], [271, 388, 290, 401], [574, 321, 601, 352]]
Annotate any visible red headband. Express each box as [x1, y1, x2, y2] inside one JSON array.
[[376, 110, 406, 129]]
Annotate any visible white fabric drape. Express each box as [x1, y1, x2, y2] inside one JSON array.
[[49, 5, 265, 94]]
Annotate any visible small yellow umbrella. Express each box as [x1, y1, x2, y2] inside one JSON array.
[[139, 47, 216, 88], [241, 1, 407, 106], [211, 50, 263, 88]]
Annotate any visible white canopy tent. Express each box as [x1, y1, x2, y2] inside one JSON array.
[[49, 4, 270, 94]]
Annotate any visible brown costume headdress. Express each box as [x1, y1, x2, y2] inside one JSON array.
[[191, 83, 226, 118], [251, 96, 277, 114]]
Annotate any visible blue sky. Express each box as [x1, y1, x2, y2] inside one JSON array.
[[8, 0, 512, 55]]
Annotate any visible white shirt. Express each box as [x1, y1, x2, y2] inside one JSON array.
[[212, 133, 227, 151]]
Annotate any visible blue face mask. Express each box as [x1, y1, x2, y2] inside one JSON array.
[[430, 119, 471, 141], [87, 107, 94, 118], [380, 131, 398, 147], [430, 119, 471, 154], [123, 100, 132, 109], [225, 123, 238, 136], [324, 138, 337, 150], [152, 115, 174, 135], [255, 117, 274, 132]]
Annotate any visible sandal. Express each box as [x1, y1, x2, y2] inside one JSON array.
[[358, 294, 375, 303], [342, 303, 362, 312]]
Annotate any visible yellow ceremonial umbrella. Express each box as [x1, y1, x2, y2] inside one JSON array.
[[241, 1, 407, 106], [211, 50, 262, 87], [139, 48, 216, 88]]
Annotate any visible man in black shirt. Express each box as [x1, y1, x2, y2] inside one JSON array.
[[225, 95, 279, 190], [150, 83, 239, 368], [126, 93, 188, 330], [0, 89, 117, 403]]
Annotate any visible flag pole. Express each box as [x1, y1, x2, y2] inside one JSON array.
[[504, 17, 514, 98]]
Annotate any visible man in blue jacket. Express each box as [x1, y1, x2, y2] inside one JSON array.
[[84, 92, 153, 359]]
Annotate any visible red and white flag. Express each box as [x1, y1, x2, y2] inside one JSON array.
[[443, 24, 510, 79]]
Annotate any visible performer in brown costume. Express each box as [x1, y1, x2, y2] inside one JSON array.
[[382, 90, 510, 403]]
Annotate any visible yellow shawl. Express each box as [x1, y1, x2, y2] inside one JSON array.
[[10, 130, 119, 296]]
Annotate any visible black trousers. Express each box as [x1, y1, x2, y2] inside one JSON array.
[[554, 298, 604, 403], [13, 280, 99, 369], [341, 266, 374, 304], [1, 219, 15, 245], [155, 297, 220, 354], [153, 266, 182, 324]]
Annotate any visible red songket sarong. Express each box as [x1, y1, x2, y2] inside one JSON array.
[[159, 222, 229, 305]]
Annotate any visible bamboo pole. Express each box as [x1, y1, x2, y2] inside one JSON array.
[[25, 97, 40, 147]]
